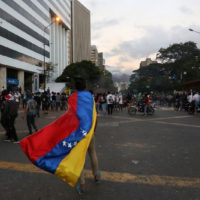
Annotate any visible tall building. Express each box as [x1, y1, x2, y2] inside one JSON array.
[[71, 0, 91, 63], [98, 52, 105, 70], [0, 0, 71, 92], [140, 58, 157, 68], [91, 45, 98, 66]]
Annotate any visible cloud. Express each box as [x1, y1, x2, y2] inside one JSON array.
[[92, 19, 119, 30], [179, 6, 193, 15], [107, 25, 200, 60], [103, 25, 200, 75]]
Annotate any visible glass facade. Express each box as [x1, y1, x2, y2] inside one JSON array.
[[0, 0, 71, 91]]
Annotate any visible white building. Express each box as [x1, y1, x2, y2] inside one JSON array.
[[114, 81, 129, 92], [91, 45, 98, 66], [0, 0, 71, 92]]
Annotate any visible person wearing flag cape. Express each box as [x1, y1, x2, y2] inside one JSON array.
[[20, 76, 101, 194]]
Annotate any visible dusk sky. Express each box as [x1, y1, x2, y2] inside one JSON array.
[[79, 0, 200, 75]]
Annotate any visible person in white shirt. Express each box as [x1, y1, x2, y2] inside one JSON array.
[[106, 92, 114, 115], [187, 93, 193, 103], [119, 93, 123, 111], [192, 92, 200, 112]]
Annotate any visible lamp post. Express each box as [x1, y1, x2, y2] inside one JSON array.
[[189, 28, 200, 34], [43, 16, 60, 92], [189, 27, 200, 77]]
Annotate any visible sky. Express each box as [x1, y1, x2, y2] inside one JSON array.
[[79, 0, 200, 76]]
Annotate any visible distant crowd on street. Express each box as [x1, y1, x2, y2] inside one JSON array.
[[0, 86, 199, 143], [127, 90, 200, 114]]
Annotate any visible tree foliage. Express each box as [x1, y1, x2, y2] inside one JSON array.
[[56, 60, 116, 91], [156, 41, 200, 63], [128, 41, 200, 93]]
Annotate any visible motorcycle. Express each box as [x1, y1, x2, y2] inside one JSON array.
[[128, 102, 155, 116]]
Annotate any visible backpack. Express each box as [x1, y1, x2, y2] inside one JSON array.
[[28, 99, 37, 116], [108, 95, 113, 104]]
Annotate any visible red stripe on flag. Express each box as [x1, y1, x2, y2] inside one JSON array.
[[20, 93, 79, 162]]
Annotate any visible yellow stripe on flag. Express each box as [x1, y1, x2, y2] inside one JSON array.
[[55, 101, 97, 187]]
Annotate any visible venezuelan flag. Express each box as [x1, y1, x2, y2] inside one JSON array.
[[20, 91, 97, 187]]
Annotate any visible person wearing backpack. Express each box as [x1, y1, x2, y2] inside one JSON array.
[[106, 92, 114, 115], [24, 93, 38, 135]]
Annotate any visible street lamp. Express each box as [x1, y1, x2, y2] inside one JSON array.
[[188, 28, 200, 34], [43, 16, 61, 91]]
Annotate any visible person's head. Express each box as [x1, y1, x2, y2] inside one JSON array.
[[26, 92, 33, 100], [74, 77, 86, 91]]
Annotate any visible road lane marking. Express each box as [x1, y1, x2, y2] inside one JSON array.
[[110, 115, 192, 122], [148, 115, 193, 121], [98, 122, 119, 127], [0, 161, 200, 189], [153, 121, 200, 128]]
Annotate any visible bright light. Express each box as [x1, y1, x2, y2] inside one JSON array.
[[55, 16, 61, 22]]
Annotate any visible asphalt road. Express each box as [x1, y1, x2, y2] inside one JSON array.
[[0, 107, 200, 200]]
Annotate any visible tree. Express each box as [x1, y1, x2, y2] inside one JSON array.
[[128, 41, 200, 94], [156, 41, 200, 63], [56, 60, 101, 90], [96, 69, 117, 92]]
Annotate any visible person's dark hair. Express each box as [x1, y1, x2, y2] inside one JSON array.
[[74, 77, 86, 91], [1, 89, 9, 96], [27, 92, 32, 99]]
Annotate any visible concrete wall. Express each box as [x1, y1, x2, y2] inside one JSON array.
[[71, 0, 91, 63], [18, 70, 24, 93], [0, 66, 7, 90]]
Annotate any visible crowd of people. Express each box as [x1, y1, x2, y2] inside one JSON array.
[[0, 88, 199, 143], [94, 92, 124, 115], [0, 89, 69, 143], [127, 91, 200, 114]]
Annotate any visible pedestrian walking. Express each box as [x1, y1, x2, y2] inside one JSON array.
[[24, 93, 38, 135]]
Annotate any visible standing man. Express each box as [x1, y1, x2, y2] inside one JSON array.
[[106, 92, 114, 115], [1, 90, 19, 143], [24, 93, 38, 135]]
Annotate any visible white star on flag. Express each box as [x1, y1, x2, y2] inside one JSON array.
[[68, 143, 72, 148], [63, 141, 67, 147], [81, 129, 87, 136], [74, 141, 77, 146]]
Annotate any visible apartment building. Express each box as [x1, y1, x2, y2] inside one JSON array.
[[0, 0, 71, 92]]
